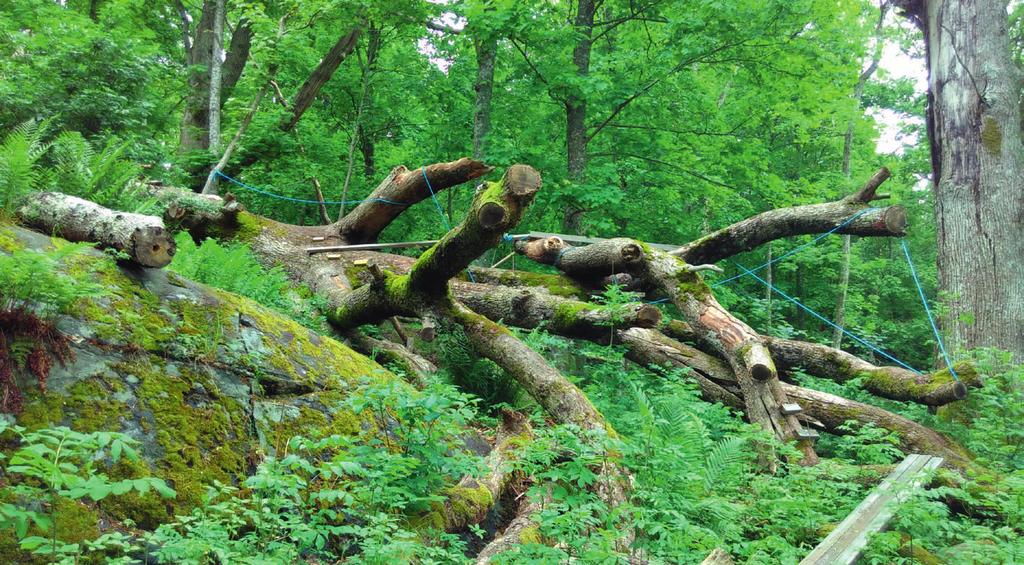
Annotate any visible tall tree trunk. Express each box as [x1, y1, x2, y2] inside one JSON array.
[[562, 0, 597, 234], [179, 0, 215, 154], [833, 1, 886, 348], [339, 26, 381, 221], [898, 0, 1024, 358], [207, 0, 226, 152], [473, 36, 497, 160]]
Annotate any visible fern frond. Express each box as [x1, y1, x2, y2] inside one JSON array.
[[702, 436, 747, 493]]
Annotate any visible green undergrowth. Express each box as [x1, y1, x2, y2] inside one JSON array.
[[168, 232, 328, 333]]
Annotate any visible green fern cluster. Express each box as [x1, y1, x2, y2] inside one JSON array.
[[168, 233, 327, 332], [0, 243, 103, 317], [0, 121, 154, 216]]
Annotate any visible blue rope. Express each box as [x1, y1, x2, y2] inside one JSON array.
[[420, 166, 476, 282], [900, 240, 959, 381], [731, 261, 923, 374], [713, 207, 879, 287], [213, 170, 407, 206], [421, 166, 452, 231]]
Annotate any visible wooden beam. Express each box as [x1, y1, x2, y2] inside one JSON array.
[[306, 231, 678, 255], [799, 453, 944, 565]]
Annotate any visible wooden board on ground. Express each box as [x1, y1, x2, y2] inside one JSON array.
[[799, 453, 944, 565], [700, 548, 735, 564]]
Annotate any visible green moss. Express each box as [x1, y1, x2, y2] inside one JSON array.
[[126, 356, 250, 515], [981, 116, 1002, 155], [552, 301, 596, 330], [409, 483, 494, 532], [0, 226, 20, 252], [233, 211, 265, 242], [518, 524, 542, 544]]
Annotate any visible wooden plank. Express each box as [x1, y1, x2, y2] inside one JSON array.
[[781, 402, 804, 415], [799, 454, 943, 565], [525, 231, 678, 251], [306, 240, 440, 254]]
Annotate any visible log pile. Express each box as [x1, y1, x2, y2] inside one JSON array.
[[18, 159, 981, 558]]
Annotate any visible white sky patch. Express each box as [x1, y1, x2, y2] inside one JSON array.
[[872, 16, 928, 155]]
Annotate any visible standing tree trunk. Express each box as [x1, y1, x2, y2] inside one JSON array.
[[473, 36, 497, 160], [833, 1, 886, 348], [339, 25, 381, 220], [206, 0, 226, 153], [562, 0, 597, 234], [897, 0, 1024, 358], [179, 0, 215, 154]]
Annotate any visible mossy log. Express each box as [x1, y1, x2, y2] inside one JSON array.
[[455, 281, 661, 343], [411, 410, 532, 533], [663, 320, 978, 407], [18, 192, 176, 267], [670, 168, 906, 265], [764, 336, 976, 405], [473, 493, 545, 564], [619, 327, 974, 469], [519, 237, 817, 464]]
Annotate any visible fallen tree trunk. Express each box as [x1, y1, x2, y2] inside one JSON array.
[[518, 236, 817, 464], [619, 327, 974, 469], [335, 158, 493, 244], [455, 281, 662, 343], [764, 336, 976, 406], [662, 320, 978, 407], [412, 409, 533, 533], [670, 168, 906, 265], [18, 192, 176, 268]]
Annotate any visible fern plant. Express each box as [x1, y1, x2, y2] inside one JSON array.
[[49, 132, 156, 214], [0, 121, 50, 214]]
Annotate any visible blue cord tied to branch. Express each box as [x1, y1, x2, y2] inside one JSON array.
[[213, 170, 408, 206]]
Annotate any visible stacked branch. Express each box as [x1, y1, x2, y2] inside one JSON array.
[[16, 160, 980, 558], [517, 235, 818, 464]]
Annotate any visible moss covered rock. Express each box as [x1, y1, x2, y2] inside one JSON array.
[[1, 225, 400, 544]]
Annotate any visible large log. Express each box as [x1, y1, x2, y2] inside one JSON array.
[[763, 336, 977, 406], [662, 321, 978, 407], [671, 168, 906, 265], [518, 237, 817, 463], [18, 192, 176, 268], [455, 281, 661, 343], [619, 327, 974, 469], [335, 158, 493, 244]]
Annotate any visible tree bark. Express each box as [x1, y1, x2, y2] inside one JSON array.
[[18, 193, 176, 268], [473, 36, 497, 159], [671, 168, 905, 265], [563, 0, 597, 234], [281, 28, 361, 132], [896, 0, 1024, 359], [206, 0, 226, 152], [179, 0, 215, 153]]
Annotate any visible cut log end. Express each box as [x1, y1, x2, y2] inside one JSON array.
[[952, 381, 968, 400], [884, 206, 908, 234], [503, 164, 542, 196], [621, 242, 642, 262], [478, 201, 508, 229], [635, 304, 663, 328], [746, 343, 776, 381]]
